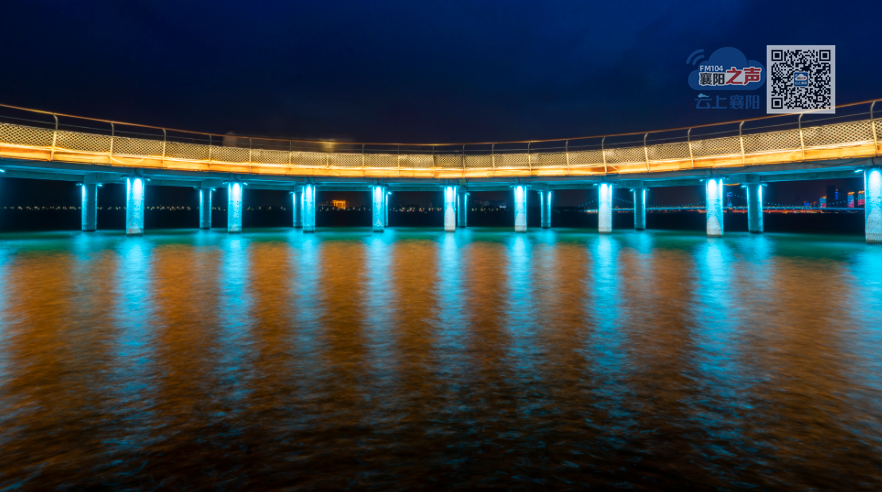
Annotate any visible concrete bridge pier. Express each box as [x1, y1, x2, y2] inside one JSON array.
[[633, 186, 646, 231], [292, 190, 302, 228], [199, 188, 212, 230], [598, 183, 612, 234], [456, 190, 467, 228], [540, 190, 551, 229], [746, 181, 764, 233], [227, 182, 243, 233], [866, 166, 882, 244], [372, 185, 386, 232], [125, 176, 145, 236], [81, 183, 97, 232], [514, 185, 527, 232], [385, 190, 389, 227], [444, 186, 456, 232], [302, 184, 316, 232], [706, 178, 724, 237]]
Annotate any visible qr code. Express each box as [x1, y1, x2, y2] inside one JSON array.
[[767, 45, 835, 114]]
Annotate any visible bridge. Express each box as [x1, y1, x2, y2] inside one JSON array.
[[0, 100, 880, 243]]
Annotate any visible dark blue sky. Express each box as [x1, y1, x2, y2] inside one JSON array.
[[2, 0, 879, 143]]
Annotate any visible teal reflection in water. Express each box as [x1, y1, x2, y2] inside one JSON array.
[[0, 228, 880, 490], [586, 235, 626, 371]]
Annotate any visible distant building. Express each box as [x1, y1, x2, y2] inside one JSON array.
[[317, 200, 348, 210], [826, 185, 838, 206], [820, 196, 826, 208], [858, 190, 865, 206], [848, 192, 854, 208]]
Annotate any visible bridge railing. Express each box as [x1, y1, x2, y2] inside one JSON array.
[[0, 100, 879, 178]]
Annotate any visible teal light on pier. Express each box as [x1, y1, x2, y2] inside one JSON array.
[[126, 177, 145, 236], [514, 185, 527, 232]]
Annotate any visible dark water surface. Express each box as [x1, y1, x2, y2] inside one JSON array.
[[1, 228, 881, 490]]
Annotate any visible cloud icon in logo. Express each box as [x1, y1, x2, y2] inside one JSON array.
[[688, 47, 765, 91]]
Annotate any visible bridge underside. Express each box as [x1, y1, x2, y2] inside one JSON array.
[[0, 156, 873, 191]]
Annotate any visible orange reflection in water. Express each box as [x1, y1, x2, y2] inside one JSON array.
[[0, 229, 881, 489]]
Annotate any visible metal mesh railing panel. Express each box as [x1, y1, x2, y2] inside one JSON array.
[[437, 154, 463, 169], [605, 146, 645, 164], [400, 154, 433, 169], [743, 129, 801, 154], [465, 155, 492, 169], [647, 142, 689, 161], [166, 142, 209, 161], [533, 152, 567, 167], [329, 153, 362, 168], [112, 136, 163, 157], [211, 145, 250, 163], [56, 130, 111, 153], [364, 154, 397, 169], [567, 150, 604, 166], [252, 149, 289, 165], [691, 136, 741, 157], [0, 123, 54, 147], [495, 153, 530, 168], [802, 120, 874, 148], [297, 152, 327, 167]]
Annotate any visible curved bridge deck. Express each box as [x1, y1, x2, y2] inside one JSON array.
[[0, 101, 879, 186]]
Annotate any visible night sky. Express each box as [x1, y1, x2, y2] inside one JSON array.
[[0, 0, 878, 210]]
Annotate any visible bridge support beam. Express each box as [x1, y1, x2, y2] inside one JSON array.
[[199, 188, 212, 230], [633, 187, 646, 231], [514, 185, 527, 232], [866, 167, 882, 244], [372, 185, 386, 232], [706, 178, 724, 237], [598, 183, 612, 234], [746, 183, 763, 233], [540, 191, 551, 229], [227, 182, 243, 233], [81, 183, 97, 232], [456, 191, 467, 228], [125, 177, 145, 236], [444, 186, 456, 232], [302, 184, 316, 232]]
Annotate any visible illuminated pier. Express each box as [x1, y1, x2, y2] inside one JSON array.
[[199, 187, 212, 230], [292, 190, 302, 228], [598, 183, 612, 234], [0, 100, 880, 241], [80, 181, 97, 232], [227, 182, 243, 234], [746, 181, 764, 234], [456, 190, 468, 228], [125, 176, 145, 236], [633, 186, 646, 231], [301, 184, 316, 233], [372, 185, 386, 232], [867, 167, 882, 244], [539, 190, 551, 229], [444, 186, 456, 232], [705, 178, 724, 238], [514, 185, 527, 233]]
